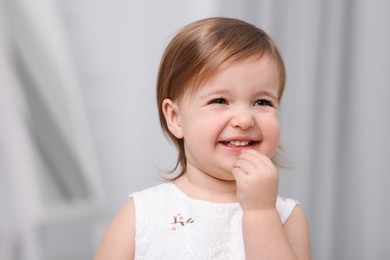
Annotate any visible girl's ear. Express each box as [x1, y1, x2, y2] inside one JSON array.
[[162, 99, 184, 139]]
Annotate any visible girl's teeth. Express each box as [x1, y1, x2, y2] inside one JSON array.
[[227, 141, 251, 147]]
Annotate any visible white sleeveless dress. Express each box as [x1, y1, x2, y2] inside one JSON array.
[[130, 182, 298, 260]]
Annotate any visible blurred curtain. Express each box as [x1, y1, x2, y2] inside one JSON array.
[[0, 0, 104, 259], [226, 0, 390, 259]]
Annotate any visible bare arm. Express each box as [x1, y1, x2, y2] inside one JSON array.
[[242, 206, 311, 260], [94, 199, 135, 260], [233, 149, 311, 259], [283, 205, 311, 259]]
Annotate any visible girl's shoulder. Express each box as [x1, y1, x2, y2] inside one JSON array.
[[94, 198, 135, 259]]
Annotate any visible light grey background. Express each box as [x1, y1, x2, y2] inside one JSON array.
[[1, 0, 389, 259]]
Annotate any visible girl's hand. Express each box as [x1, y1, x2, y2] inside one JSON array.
[[232, 149, 278, 211]]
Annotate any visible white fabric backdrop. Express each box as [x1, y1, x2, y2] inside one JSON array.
[[0, 0, 104, 259], [0, 0, 389, 259]]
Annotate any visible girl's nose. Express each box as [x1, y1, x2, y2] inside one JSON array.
[[229, 108, 255, 129]]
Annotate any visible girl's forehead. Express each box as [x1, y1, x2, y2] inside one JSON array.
[[185, 55, 281, 97]]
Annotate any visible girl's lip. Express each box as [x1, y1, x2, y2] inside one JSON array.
[[218, 140, 259, 151], [220, 135, 259, 142], [218, 136, 260, 152], [222, 140, 255, 147]]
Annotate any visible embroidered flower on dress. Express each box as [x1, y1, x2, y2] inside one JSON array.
[[170, 213, 194, 231]]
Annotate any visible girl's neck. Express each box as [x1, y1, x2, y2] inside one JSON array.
[[173, 170, 238, 203]]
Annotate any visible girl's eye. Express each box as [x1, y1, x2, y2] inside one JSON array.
[[211, 98, 228, 104], [255, 99, 273, 107]]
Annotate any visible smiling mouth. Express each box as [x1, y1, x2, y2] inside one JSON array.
[[222, 140, 256, 147]]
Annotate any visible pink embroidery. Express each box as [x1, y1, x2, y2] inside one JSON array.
[[170, 213, 194, 231]]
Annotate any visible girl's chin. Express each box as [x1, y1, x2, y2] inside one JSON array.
[[206, 168, 237, 182]]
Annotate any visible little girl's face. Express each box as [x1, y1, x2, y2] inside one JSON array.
[[167, 55, 280, 181]]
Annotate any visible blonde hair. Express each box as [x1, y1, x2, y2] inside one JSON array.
[[157, 17, 286, 177]]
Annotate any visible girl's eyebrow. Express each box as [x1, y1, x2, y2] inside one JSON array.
[[197, 87, 279, 100], [198, 88, 228, 99], [255, 90, 279, 100]]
